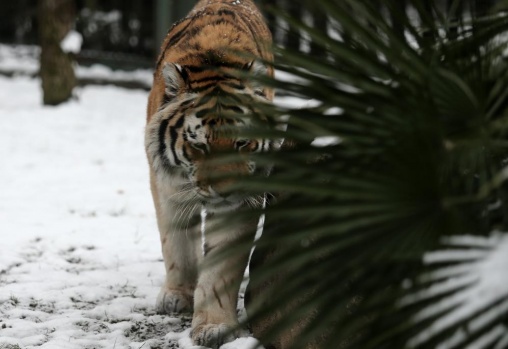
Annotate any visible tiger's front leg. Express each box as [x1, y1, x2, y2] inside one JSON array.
[[190, 212, 257, 348], [151, 175, 202, 315]]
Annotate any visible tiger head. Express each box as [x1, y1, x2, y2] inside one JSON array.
[[146, 61, 274, 212]]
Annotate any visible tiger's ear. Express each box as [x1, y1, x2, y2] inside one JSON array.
[[162, 63, 188, 98]]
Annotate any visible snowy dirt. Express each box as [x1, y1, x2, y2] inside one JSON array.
[[0, 76, 263, 349]]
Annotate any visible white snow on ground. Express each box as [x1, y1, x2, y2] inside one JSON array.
[[0, 45, 40, 75], [0, 76, 263, 349]]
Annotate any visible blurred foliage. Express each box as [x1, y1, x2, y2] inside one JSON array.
[[212, 0, 508, 348]]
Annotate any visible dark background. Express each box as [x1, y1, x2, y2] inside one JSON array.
[[0, 0, 497, 70], [0, 0, 196, 69]]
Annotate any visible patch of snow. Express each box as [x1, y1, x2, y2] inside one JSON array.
[[324, 107, 343, 115], [466, 325, 507, 349], [201, 207, 207, 256], [61, 30, 83, 54], [75, 64, 153, 86], [274, 96, 319, 109], [274, 70, 309, 85], [311, 136, 341, 147], [222, 337, 263, 349]]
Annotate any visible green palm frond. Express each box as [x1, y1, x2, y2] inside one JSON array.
[[400, 233, 508, 348], [208, 0, 508, 347]]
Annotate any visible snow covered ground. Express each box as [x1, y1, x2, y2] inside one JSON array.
[[2, 46, 508, 349], [0, 76, 263, 349]]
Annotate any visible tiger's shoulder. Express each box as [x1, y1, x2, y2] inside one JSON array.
[[147, 0, 273, 120]]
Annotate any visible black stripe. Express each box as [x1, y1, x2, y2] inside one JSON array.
[[169, 116, 185, 166], [179, 99, 194, 109], [161, 94, 171, 108], [203, 242, 211, 256], [192, 80, 245, 94], [186, 65, 207, 73], [197, 18, 245, 36], [209, 18, 236, 27], [191, 83, 222, 93], [155, 18, 195, 71], [236, 14, 265, 58], [196, 108, 211, 119], [158, 119, 171, 169], [172, 24, 205, 47], [190, 76, 226, 84], [197, 55, 246, 70], [168, 20, 199, 48], [179, 66, 190, 84], [217, 8, 236, 18], [181, 142, 192, 163], [222, 105, 244, 114]]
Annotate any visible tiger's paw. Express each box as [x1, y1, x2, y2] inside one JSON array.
[[155, 288, 193, 314], [191, 323, 245, 349]]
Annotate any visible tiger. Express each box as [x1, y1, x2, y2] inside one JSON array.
[[144, 0, 274, 347]]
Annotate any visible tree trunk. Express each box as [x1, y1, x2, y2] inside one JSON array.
[[38, 0, 76, 106]]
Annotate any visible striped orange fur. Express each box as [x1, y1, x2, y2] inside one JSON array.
[[144, 1, 273, 348], [147, 0, 273, 119]]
